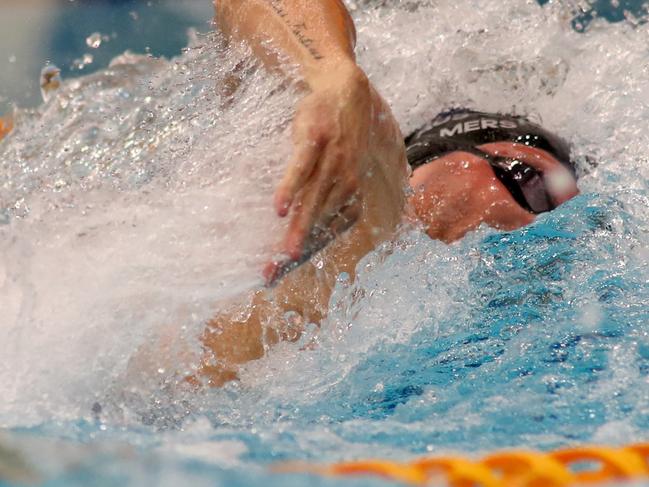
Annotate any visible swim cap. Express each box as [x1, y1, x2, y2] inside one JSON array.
[[405, 109, 575, 176]]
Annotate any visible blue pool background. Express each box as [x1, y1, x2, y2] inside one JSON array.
[[0, 0, 213, 112], [2, 1, 649, 486]]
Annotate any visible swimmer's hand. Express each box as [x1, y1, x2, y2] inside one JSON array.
[[265, 64, 374, 284]]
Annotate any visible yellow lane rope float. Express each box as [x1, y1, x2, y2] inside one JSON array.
[[276, 443, 649, 486]]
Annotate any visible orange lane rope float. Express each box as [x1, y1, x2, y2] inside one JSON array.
[[275, 443, 649, 486], [0, 116, 12, 140]]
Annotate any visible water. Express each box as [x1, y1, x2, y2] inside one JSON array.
[[2, 0, 649, 485], [0, 0, 213, 112]]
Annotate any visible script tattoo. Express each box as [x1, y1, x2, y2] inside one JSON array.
[[267, 0, 324, 60]]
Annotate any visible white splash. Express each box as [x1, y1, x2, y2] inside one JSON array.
[[0, 34, 294, 425]]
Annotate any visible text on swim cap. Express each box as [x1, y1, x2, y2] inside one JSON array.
[[440, 118, 518, 138]]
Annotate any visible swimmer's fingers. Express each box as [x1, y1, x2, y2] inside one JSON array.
[[262, 202, 360, 287], [274, 135, 325, 217], [263, 259, 291, 287], [263, 174, 334, 287], [283, 168, 335, 260], [318, 179, 361, 235], [283, 143, 362, 259]]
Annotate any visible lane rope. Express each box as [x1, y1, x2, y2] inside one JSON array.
[[276, 443, 649, 486]]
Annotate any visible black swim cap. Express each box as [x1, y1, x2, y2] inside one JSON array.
[[405, 109, 576, 176]]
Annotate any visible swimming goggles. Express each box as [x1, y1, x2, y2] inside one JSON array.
[[463, 147, 554, 214]]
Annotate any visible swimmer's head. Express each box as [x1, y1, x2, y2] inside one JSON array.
[[405, 110, 579, 211], [405, 110, 580, 239]]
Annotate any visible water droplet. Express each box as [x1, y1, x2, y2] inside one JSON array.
[[53, 179, 68, 191], [312, 256, 324, 269], [71, 53, 94, 70], [86, 32, 103, 49]]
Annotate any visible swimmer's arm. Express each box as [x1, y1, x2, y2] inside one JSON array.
[[214, 0, 358, 87], [216, 0, 400, 285]]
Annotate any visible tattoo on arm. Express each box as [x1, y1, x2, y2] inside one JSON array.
[[267, 0, 325, 60]]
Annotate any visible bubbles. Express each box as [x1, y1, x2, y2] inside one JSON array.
[[86, 33, 103, 49], [72, 53, 94, 70], [213, 0, 649, 456]]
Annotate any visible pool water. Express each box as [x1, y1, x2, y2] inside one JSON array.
[[2, 1, 649, 486], [0, 0, 213, 112]]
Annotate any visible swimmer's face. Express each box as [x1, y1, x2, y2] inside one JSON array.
[[408, 142, 579, 242]]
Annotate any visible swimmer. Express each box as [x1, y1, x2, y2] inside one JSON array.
[[190, 0, 580, 386], [0, 1, 580, 386]]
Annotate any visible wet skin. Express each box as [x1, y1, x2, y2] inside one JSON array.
[[0, 2, 581, 388], [0, 91, 578, 389]]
